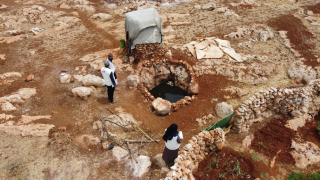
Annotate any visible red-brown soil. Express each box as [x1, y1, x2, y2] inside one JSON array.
[[267, 14, 319, 68], [193, 148, 268, 180], [305, 3, 320, 14], [251, 116, 296, 165], [297, 114, 320, 146]]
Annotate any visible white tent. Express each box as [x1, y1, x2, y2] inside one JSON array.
[[125, 8, 163, 54]]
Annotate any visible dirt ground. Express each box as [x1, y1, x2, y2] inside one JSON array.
[[1, 0, 320, 180]]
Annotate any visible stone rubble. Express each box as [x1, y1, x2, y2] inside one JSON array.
[[224, 86, 249, 97], [225, 24, 274, 42], [23, 5, 65, 24], [195, 114, 214, 126], [0, 88, 37, 111], [233, 79, 320, 133], [165, 128, 225, 179]]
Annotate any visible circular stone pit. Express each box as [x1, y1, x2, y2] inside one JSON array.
[[128, 58, 199, 115]]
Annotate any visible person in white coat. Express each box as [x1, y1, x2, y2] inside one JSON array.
[[101, 60, 118, 103], [162, 124, 183, 167], [104, 54, 118, 85]]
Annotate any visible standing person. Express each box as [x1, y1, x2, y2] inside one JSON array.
[[162, 124, 183, 167], [101, 60, 118, 104], [105, 54, 118, 85]]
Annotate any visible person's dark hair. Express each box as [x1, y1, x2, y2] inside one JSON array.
[[162, 124, 178, 142]]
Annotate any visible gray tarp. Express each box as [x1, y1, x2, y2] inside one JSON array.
[[125, 8, 163, 50]]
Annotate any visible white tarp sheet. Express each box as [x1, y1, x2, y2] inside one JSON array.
[[125, 8, 163, 49]]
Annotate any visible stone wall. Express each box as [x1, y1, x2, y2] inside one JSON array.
[[164, 128, 225, 180], [233, 79, 320, 133]]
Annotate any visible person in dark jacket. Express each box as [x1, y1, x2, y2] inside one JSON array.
[[162, 124, 183, 167]]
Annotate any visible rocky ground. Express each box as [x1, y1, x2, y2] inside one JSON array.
[[1, 0, 320, 179]]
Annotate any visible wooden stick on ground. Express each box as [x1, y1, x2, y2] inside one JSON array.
[[127, 141, 138, 163], [125, 139, 160, 143], [99, 116, 138, 163], [101, 116, 130, 130], [122, 134, 158, 159]]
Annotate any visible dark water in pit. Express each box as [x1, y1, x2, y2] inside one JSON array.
[[150, 82, 187, 103]]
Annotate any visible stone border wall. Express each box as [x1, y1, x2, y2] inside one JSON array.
[[165, 128, 225, 180], [233, 79, 320, 133]]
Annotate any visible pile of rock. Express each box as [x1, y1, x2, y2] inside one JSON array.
[[0, 88, 37, 111], [225, 24, 274, 42], [23, 5, 64, 24], [195, 114, 215, 126], [165, 128, 225, 180], [233, 79, 320, 133]]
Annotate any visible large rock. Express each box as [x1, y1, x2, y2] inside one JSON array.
[[18, 88, 36, 100], [215, 102, 234, 118], [1, 101, 16, 111], [0, 72, 22, 79], [60, 73, 71, 83], [112, 146, 128, 162], [72, 87, 93, 99], [288, 61, 317, 84], [127, 75, 140, 87], [188, 81, 199, 94], [90, 13, 111, 21], [82, 74, 104, 87], [202, 3, 216, 11], [152, 98, 171, 115], [290, 141, 320, 169], [127, 155, 151, 178]]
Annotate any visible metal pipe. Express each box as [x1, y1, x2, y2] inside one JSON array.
[[153, 63, 161, 73]]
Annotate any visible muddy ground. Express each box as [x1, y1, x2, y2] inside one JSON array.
[[1, 0, 320, 179]]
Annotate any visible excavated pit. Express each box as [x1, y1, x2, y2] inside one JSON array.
[[136, 59, 199, 113], [149, 81, 187, 103], [126, 44, 199, 113]]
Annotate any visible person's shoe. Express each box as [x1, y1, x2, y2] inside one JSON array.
[[111, 100, 118, 104]]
